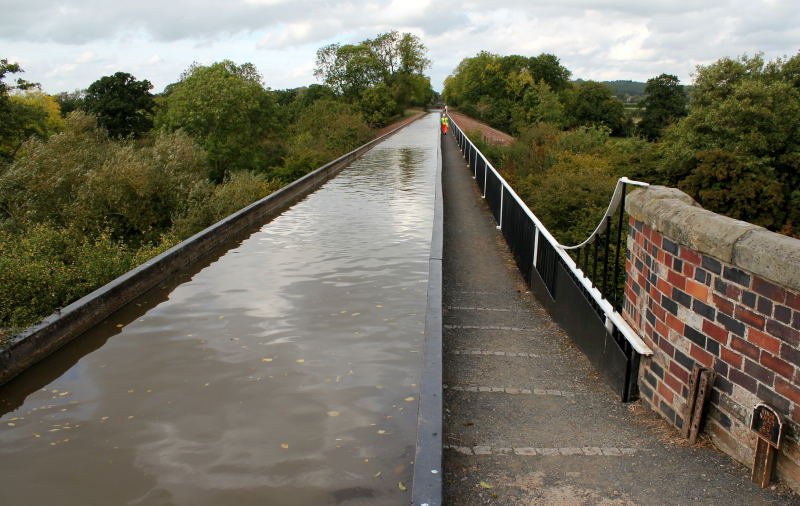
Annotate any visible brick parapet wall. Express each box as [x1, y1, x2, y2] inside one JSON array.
[[624, 185, 800, 491]]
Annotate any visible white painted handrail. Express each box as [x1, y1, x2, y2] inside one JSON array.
[[447, 113, 652, 356]]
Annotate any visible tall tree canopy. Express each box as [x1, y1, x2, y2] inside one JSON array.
[[84, 72, 155, 138], [637, 74, 687, 140], [659, 52, 800, 233], [442, 52, 571, 133], [155, 60, 280, 182], [314, 31, 433, 125]]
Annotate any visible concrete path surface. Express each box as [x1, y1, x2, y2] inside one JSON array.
[[439, 131, 797, 505]]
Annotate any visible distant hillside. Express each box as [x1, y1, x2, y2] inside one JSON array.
[[574, 79, 646, 103]]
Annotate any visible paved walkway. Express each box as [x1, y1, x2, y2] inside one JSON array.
[[440, 131, 797, 505]]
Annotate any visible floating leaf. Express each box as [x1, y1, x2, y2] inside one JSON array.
[[327, 411, 340, 417], [261, 357, 273, 363], [404, 396, 415, 402], [7, 422, 15, 427], [280, 443, 289, 449], [296, 359, 305, 364], [374, 471, 382, 478], [115, 324, 124, 328], [479, 481, 494, 489], [398, 482, 406, 491]]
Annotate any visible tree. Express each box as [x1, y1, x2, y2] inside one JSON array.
[[659, 52, 800, 235], [56, 90, 86, 116], [638, 74, 687, 140], [155, 60, 280, 182], [0, 59, 39, 162], [527, 53, 571, 92], [314, 31, 432, 110], [84, 72, 155, 138], [563, 81, 627, 135], [360, 84, 397, 127]]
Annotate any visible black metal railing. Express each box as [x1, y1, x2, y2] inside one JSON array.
[[448, 114, 651, 402]]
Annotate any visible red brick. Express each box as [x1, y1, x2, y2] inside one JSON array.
[[657, 382, 675, 403], [666, 313, 685, 334], [726, 284, 742, 300], [691, 344, 714, 367], [683, 263, 695, 278], [657, 278, 672, 296], [752, 276, 787, 304], [766, 319, 800, 347], [721, 347, 744, 369], [730, 336, 760, 361], [664, 371, 684, 394], [649, 285, 660, 300], [787, 292, 800, 311], [650, 229, 662, 245], [713, 294, 734, 316], [761, 352, 795, 380], [680, 248, 702, 266], [658, 335, 675, 357], [685, 279, 709, 301], [656, 320, 669, 336], [747, 328, 781, 355], [775, 377, 800, 404], [703, 319, 729, 345], [652, 304, 666, 322], [670, 361, 689, 382], [667, 270, 686, 290], [735, 305, 765, 330]]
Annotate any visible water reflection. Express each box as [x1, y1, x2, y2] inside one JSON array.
[[0, 114, 439, 505]]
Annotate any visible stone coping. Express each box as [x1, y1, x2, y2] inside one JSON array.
[[626, 185, 800, 293]]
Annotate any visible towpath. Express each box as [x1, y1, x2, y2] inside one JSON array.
[[440, 129, 796, 504]]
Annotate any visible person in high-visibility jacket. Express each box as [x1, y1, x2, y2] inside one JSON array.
[[441, 114, 449, 135]]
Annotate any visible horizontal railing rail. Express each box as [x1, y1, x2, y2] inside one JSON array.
[[447, 114, 651, 401]]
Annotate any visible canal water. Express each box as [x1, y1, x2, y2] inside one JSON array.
[[0, 114, 439, 505]]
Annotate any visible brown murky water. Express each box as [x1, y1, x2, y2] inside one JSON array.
[[0, 114, 439, 505]]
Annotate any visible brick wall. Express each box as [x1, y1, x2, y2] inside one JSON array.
[[624, 186, 800, 491]]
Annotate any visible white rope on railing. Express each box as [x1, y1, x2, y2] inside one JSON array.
[[446, 112, 652, 356], [559, 177, 649, 251]]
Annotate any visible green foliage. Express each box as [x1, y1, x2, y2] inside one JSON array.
[[84, 72, 155, 138], [277, 99, 372, 182], [171, 171, 280, 239], [659, 52, 800, 235], [55, 90, 85, 116], [314, 31, 432, 119], [0, 59, 45, 162], [0, 224, 173, 330], [155, 60, 280, 182], [443, 51, 571, 134], [638, 74, 687, 140], [0, 113, 209, 245], [563, 81, 628, 135], [678, 149, 785, 229], [359, 84, 397, 127]]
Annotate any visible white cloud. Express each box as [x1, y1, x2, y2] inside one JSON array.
[[0, 0, 797, 93]]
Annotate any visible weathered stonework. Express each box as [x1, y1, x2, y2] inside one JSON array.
[[625, 185, 800, 492]]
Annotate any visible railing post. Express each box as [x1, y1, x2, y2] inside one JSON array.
[[497, 186, 504, 230], [532, 228, 540, 268], [602, 216, 612, 295], [482, 161, 488, 198], [612, 183, 627, 310]]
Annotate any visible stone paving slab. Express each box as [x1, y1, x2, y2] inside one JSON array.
[[440, 131, 798, 505]]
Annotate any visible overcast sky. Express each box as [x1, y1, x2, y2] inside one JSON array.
[[2, 0, 798, 94]]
